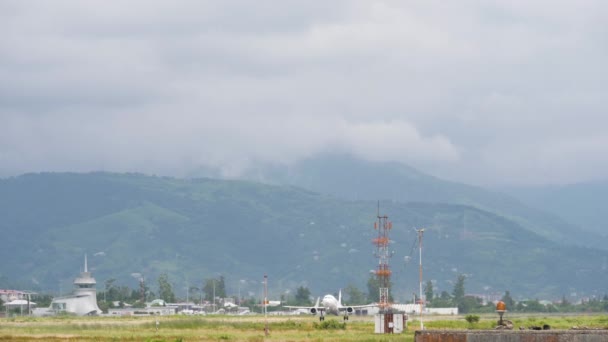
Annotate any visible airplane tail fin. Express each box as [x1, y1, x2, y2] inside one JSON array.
[[338, 289, 342, 306], [314, 297, 321, 309]]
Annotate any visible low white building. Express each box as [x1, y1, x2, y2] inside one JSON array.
[[390, 304, 458, 315], [426, 307, 459, 315], [0, 289, 29, 302], [4, 299, 37, 315], [108, 307, 177, 316]]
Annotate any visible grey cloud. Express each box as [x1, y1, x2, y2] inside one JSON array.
[[1, 1, 607, 185]]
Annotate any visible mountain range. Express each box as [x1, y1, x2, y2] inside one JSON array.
[[1, 155, 606, 301], [239, 155, 606, 249], [504, 181, 608, 237]]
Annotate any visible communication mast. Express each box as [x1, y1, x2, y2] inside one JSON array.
[[416, 228, 425, 329], [373, 204, 393, 312], [372, 204, 406, 334]]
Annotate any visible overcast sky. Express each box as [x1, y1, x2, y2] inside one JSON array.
[[1, 1, 607, 186]]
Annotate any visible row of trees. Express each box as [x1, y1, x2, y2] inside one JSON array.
[[424, 274, 608, 314], [21, 272, 608, 314], [424, 274, 472, 311], [131, 274, 608, 314], [98, 273, 228, 310]]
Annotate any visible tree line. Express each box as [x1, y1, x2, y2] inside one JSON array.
[[20, 272, 608, 314], [424, 274, 608, 314]]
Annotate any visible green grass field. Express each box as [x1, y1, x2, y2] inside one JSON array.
[[1, 313, 607, 341]]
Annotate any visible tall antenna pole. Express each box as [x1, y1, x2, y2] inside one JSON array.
[[263, 274, 269, 336], [416, 228, 425, 330]]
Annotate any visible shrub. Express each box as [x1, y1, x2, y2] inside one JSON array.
[[465, 314, 480, 325], [313, 319, 346, 330]]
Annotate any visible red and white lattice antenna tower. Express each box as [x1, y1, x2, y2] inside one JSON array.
[[373, 202, 393, 311]]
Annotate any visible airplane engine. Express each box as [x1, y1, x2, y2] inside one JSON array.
[[346, 307, 354, 314], [310, 308, 317, 315]]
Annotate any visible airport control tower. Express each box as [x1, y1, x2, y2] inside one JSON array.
[[36, 255, 102, 316], [73, 255, 100, 301]]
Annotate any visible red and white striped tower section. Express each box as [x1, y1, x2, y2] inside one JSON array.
[[373, 210, 392, 312]]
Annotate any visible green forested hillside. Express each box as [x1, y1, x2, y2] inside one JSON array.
[[0, 172, 606, 300], [241, 154, 605, 249], [505, 181, 608, 237]]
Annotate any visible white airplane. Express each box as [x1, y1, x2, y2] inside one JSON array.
[[284, 290, 375, 321]]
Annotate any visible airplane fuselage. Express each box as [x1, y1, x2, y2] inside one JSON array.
[[321, 294, 340, 315]]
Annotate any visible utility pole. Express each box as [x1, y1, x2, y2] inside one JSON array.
[[264, 274, 269, 336], [140, 276, 146, 304], [238, 281, 241, 306], [416, 228, 425, 330]]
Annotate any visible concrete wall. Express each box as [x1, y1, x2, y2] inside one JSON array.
[[415, 330, 608, 342], [426, 307, 459, 315]]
